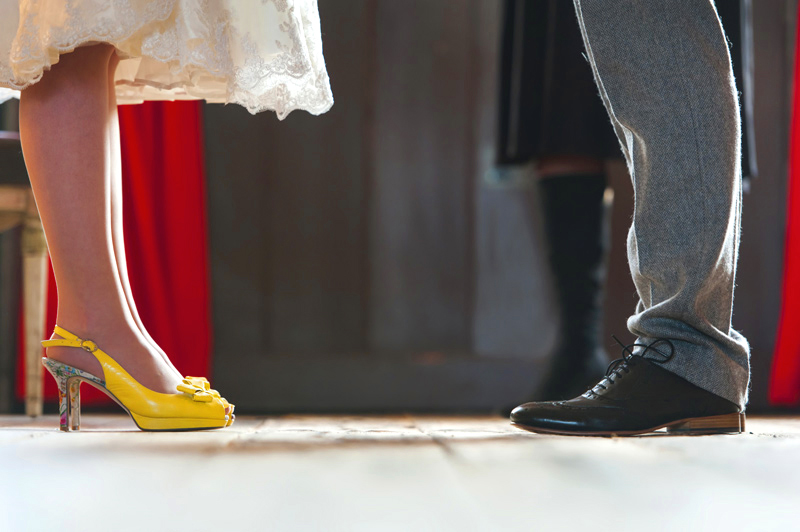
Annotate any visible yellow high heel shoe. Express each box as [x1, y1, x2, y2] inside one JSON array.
[[184, 376, 235, 427], [42, 326, 229, 432]]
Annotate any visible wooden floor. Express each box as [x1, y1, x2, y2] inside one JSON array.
[[2, 414, 799, 531]]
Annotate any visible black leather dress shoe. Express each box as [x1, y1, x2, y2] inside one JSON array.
[[510, 339, 745, 436]]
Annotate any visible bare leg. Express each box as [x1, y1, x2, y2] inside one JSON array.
[[537, 155, 604, 177], [19, 44, 182, 394], [105, 52, 183, 380]]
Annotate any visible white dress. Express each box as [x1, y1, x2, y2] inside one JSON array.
[[0, 0, 333, 118]]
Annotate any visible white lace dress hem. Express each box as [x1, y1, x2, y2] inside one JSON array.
[[0, 0, 333, 119]]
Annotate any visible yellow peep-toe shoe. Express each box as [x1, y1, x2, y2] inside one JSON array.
[[41, 326, 229, 432], [184, 376, 235, 427]]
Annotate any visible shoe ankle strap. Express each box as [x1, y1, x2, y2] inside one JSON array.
[[42, 325, 100, 353]]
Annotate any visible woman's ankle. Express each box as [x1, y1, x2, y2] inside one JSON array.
[[54, 307, 138, 341], [45, 345, 105, 379]]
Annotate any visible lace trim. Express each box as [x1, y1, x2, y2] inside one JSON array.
[[5, 0, 176, 91], [0, 0, 333, 118]]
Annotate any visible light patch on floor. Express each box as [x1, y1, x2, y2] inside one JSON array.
[[1, 415, 799, 532]]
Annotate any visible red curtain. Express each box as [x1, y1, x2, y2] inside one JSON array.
[[17, 101, 212, 405], [770, 9, 800, 406]]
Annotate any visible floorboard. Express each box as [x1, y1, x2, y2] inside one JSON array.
[[2, 414, 798, 531]]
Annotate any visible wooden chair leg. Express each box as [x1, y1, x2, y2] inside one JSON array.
[[22, 191, 47, 417]]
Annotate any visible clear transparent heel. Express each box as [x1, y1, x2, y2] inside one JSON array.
[[42, 358, 105, 432], [53, 376, 81, 432]]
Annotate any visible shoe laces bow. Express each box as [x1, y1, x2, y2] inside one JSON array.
[[590, 336, 676, 394]]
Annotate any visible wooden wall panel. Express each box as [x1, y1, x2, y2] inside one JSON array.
[[207, 0, 551, 410], [367, 1, 474, 352], [471, 0, 558, 363], [205, 0, 371, 356]]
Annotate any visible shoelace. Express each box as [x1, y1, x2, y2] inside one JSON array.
[[589, 336, 676, 394]]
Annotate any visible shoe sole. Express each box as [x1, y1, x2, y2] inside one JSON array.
[[130, 412, 228, 431], [512, 412, 745, 437]]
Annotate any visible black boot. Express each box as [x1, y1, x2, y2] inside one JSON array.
[[534, 173, 610, 401]]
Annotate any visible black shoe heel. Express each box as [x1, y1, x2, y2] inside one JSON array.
[[666, 413, 745, 435]]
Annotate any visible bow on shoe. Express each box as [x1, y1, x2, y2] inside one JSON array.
[[184, 376, 234, 427], [185, 376, 225, 400], [176, 379, 215, 402]]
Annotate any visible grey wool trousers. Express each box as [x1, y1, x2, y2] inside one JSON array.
[[572, 0, 750, 409]]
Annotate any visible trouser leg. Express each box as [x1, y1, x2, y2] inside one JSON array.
[[571, 0, 750, 408]]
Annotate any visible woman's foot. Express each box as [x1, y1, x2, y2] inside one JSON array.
[[43, 326, 228, 432], [46, 317, 230, 417], [45, 319, 184, 395]]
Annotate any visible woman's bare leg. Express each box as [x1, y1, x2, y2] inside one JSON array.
[[19, 44, 182, 394], [105, 52, 183, 380], [537, 154, 605, 177]]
